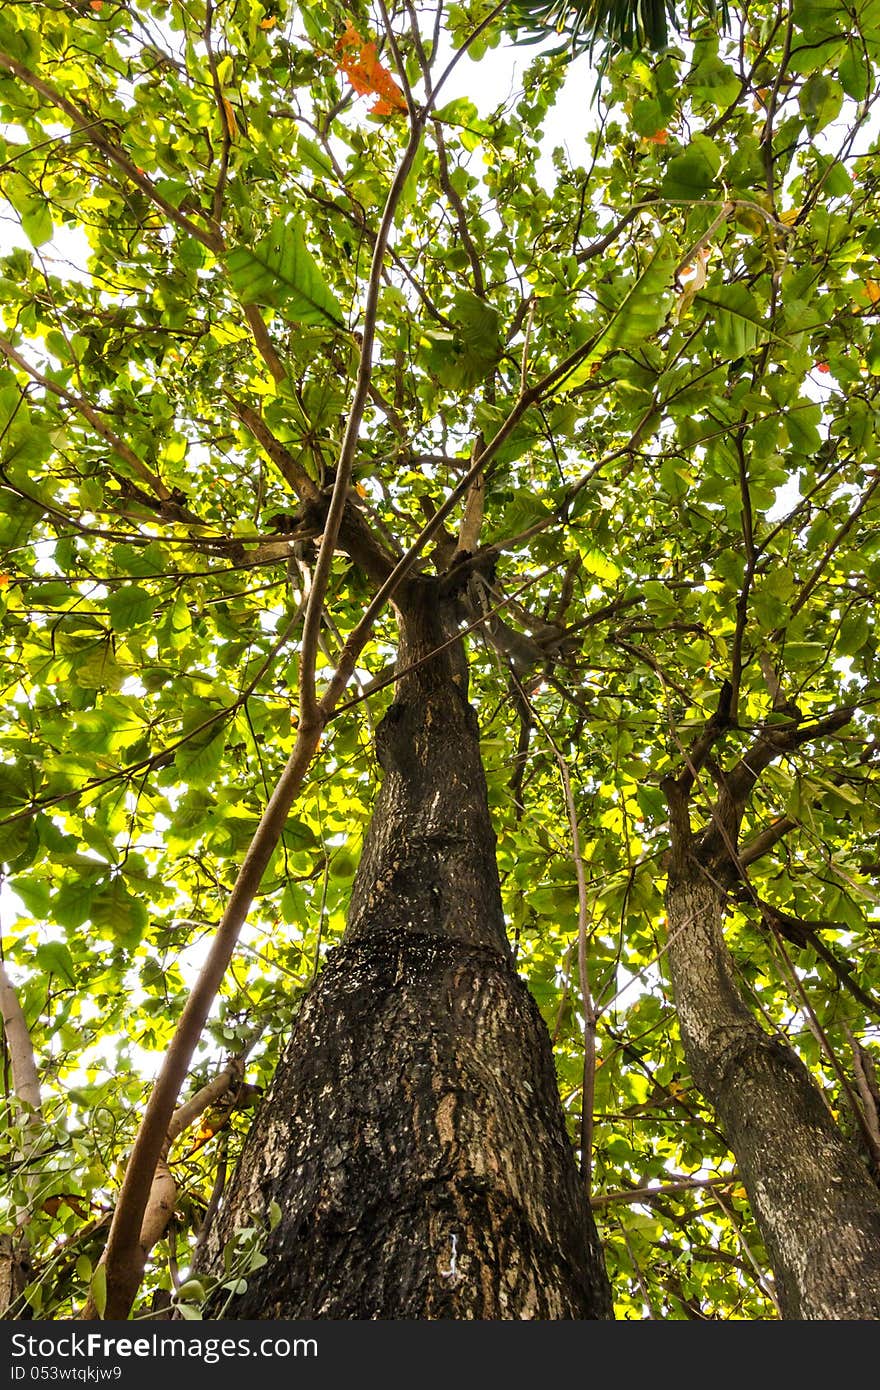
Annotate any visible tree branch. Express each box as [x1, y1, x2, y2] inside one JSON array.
[[724, 707, 854, 807], [227, 395, 321, 504], [753, 900, 880, 1023], [0, 51, 223, 253], [0, 336, 173, 503], [738, 815, 797, 866], [590, 1174, 737, 1208], [299, 120, 426, 729]]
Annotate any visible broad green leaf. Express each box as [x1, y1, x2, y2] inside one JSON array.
[[785, 404, 822, 454], [698, 283, 770, 357], [166, 592, 193, 651], [661, 135, 723, 199], [561, 236, 676, 388], [227, 219, 344, 326], [107, 585, 156, 631], [89, 878, 148, 944], [573, 537, 621, 581], [839, 44, 870, 100], [89, 1265, 107, 1319], [35, 941, 77, 986], [798, 73, 844, 129]]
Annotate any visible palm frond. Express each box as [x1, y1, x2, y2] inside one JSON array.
[[506, 0, 730, 57]]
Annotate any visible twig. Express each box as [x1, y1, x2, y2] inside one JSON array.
[[591, 1174, 736, 1207]]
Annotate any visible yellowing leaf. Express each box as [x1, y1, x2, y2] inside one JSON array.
[[676, 245, 711, 320], [865, 279, 880, 305], [222, 95, 239, 142]]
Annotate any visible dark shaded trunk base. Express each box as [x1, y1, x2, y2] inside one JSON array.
[[200, 929, 610, 1319]]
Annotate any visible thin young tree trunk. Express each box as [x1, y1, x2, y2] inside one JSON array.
[[199, 580, 611, 1318], [0, 959, 43, 1316], [666, 867, 880, 1319]]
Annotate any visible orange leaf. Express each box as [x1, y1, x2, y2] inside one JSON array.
[[259, 16, 277, 28], [355, 482, 367, 497], [866, 279, 880, 305], [335, 20, 406, 116], [0, 574, 9, 588], [336, 19, 358, 48], [642, 129, 668, 145], [89, 1, 104, 9]]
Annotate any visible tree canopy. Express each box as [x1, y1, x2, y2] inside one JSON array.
[[1, 0, 879, 1321]]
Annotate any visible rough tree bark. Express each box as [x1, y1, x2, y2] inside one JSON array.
[[198, 579, 611, 1319], [666, 862, 880, 1319]]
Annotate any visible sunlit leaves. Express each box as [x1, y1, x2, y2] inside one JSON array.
[[0, 0, 878, 1325]]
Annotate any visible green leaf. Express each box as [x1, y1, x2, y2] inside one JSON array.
[[89, 1265, 107, 1318], [798, 73, 844, 130], [54, 877, 99, 930], [174, 728, 228, 785], [21, 200, 53, 248], [89, 878, 148, 945], [785, 404, 822, 454], [451, 290, 501, 358], [35, 941, 77, 987], [572, 536, 621, 581], [296, 134, 336, 180], [699, 283, 766, 357], [72, 644, 125, 691], [839, 44, 870, 101], [10, 874, 50, 917], [784, 641, 827, 666], [562, 235, 675, 387], [227, 219, 344, 326], [107, 585, 155, 631], [660, 135, 723, 200], [166, 592, 193, 651]]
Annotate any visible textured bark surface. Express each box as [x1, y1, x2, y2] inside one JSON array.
[[199, 582, 611, 1319], [667, 869, 880, 1319], [346, 583, 508, 957]]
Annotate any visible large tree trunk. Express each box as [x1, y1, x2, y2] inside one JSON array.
[[666, 865, 880, 1319], [199, 580, 611, 1319]]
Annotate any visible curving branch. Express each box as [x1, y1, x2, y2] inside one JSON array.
[[0, 336, 174, 504]]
